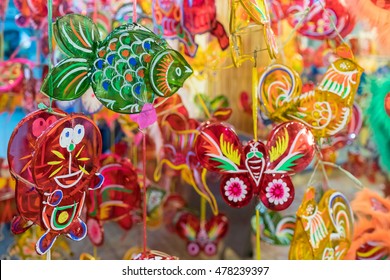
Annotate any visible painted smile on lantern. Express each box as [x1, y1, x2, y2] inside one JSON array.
[[54, 169, 84, 189]]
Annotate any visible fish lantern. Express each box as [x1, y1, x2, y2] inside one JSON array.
[[41, 14, 193, 115]]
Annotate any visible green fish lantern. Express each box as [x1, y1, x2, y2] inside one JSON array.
[[41, 14, 193, 114]]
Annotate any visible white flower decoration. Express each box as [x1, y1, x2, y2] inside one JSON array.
[[265, 179, 290, 205], [224, 177, 248, 203]]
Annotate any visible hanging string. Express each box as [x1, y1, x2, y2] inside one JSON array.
[[133, 0, 138, 23], [141, 129, 147, 253], [93, 246, 97, 259], [251, 51, 261, 260], [255, 208, 261, 260], [251, 66, 258, 141], [200, 196, 206, 227], [320, 161, 364, 190], [47, 0, 53, 111], [307, 158, 364, 190], [319, 160, 331, 190], [318, 0, 347, 45], [307, 161, 320, 187], [280, 6, 311, 49], [46, 247, 51, 260]]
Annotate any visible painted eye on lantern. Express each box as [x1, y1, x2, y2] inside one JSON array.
[[72, 124, 85, 144], [175, 67, 182, 77], [32, 118, 47, 137], [46, 116, 58, 127], [60, 128, 73, 148]]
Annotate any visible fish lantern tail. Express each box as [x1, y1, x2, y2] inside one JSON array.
[[41, 14, 100, 100]]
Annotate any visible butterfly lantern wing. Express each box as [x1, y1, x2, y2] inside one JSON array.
[[195, 123, 254, 208], [261, 121, 315, 211], [175, 212, 201, 256], [204, 213, 229, 256], [98, 161, 140, 226]]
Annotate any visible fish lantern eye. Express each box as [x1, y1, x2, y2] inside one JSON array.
[[60, 128, 73, 150], [72, 124, 85, 145], [175, 67, 182, 77]]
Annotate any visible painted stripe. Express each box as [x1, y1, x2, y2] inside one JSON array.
[[64, 72, 87, 95], [62, 25, 92, 53], [54, 62, 87, 84], [56, 58, 87, 67], [75, 75, 89, 94], [57, 67, 89, 88], [78, 22, 92, 47], [70, 19, 90, 48]]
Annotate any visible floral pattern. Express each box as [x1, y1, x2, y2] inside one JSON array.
[[224, 177, 248, 203], [265, 179, 290, 206]]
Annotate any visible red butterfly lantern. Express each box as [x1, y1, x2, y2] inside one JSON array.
[[8, 109, 103, 255], [175, 212, 228, 256], [195, 121, 315, 210], [86, 154, 141, 247]]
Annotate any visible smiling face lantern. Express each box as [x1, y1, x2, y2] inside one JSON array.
[[8, 110, 103, 255]]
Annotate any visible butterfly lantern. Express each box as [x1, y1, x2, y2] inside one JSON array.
[[41, 14, 193, 116], [175, 212, 229, 256], [86, 154, 141, 246], [8, 109, 103, 255], [195, 121, 315, 211], [152, 0, 229, 57], [289, 187, 354, 260], [229, 0, 278, 67], [258, 44, 364, 139]]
